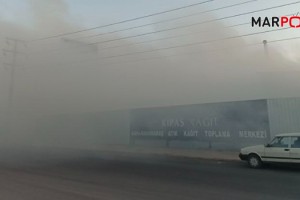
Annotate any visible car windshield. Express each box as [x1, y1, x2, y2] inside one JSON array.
[[269, 137, 290, 148]]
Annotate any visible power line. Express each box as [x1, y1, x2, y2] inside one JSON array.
[[30, 0, 213, 42], [30, 22, 249, 55], [268, 36, 300, 43], [76, 0, 257, 40], [30, 34, 300, 70], [74, 35, 300, 67], [100, 27, 291, 59], [95, 43, 263, 67], [32, 27, 291, 67], [88, 1, 300, 45], [29, 1, 300, 55], [34, 43, 260, 71], [28, 1, 255, 54], [101, 22, 250, 51], [28, 0, 257, 51]]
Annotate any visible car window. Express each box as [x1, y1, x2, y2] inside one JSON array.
[[269, 137, 290, 148], [291, 137, 300, 148]]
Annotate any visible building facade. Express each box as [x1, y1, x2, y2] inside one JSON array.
[[35, 97, 300, 150]]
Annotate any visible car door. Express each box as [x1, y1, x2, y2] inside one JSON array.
[[289, 136, 300, 163], [263, 136, 291, 162]]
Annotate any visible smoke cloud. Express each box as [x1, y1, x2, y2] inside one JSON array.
[[0, 0, 299, 149]]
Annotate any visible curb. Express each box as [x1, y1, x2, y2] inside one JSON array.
[[96, 148, 240, 162]]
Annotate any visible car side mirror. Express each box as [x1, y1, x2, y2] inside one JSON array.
[[265, 143, 271, 147]]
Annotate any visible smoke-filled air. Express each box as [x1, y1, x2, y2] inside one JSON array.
[[0, 0, 300, 148]]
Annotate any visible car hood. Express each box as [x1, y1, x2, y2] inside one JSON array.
[[241, 145, 265, 154]]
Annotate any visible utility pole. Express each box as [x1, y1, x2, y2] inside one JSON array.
[[2, 37, 26, 133]]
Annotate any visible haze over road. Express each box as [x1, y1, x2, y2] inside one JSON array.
[[0, 151, 299, 200]]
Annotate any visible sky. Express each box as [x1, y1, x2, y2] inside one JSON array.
[[0, 0, 300, 119], [1, 0, 299, 57], [0, 0, 299, 36]]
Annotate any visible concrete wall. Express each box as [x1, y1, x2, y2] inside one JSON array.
[[34, 97, 300, 150]]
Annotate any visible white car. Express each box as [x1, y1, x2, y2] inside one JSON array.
[[239, 133, 300, 168]]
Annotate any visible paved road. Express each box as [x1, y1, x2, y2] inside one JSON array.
[[0, 151, 299, 200]]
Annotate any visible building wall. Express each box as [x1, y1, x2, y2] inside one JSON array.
[[130, 100, 270, 150], [267, 97, 300, 137], [34, 97, 300, 150], [35, 110, 130, 149]]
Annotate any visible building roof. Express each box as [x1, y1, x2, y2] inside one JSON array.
[[276, 133, 300, 137]]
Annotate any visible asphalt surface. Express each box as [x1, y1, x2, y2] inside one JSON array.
[[0, 150, 300, 200]]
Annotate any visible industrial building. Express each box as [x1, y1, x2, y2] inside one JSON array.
[[35, 97, 300, 150]]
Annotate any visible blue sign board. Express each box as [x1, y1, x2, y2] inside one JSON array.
[[130, 100, 270, 143]]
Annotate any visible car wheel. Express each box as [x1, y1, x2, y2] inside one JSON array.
[[248, 154, 262, 169]]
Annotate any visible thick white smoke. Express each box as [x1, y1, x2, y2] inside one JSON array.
[[0, 0, 299, 147]]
